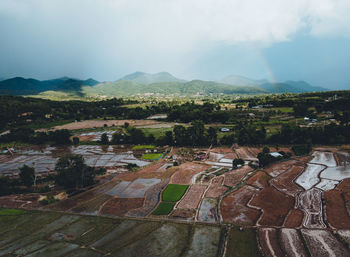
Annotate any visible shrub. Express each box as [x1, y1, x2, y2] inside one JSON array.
[[39, 195, 57, 205], [72, 137, 80, 145], [292, 144, 312, 156]]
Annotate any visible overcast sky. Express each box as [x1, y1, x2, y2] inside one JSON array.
[[1, 0, 350, 89]]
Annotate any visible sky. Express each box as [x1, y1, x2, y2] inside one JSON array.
[[0, 0, 350, 89]]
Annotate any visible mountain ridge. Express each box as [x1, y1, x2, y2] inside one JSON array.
[[0, 72, 328, 98]]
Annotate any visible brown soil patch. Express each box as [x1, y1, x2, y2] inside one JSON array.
[[127, 178, 169, 218], [234, 147, 261, 159], [211, 176, 224, 185], [337, 179, 350, 212], [336, 178, 350, 191], [246, 171, 270, 189], [294, 156, 312, 165], [324, 190, 350, 229], [223, 153, 239, 159], [264, 160, 296, 177], [46, 119, 159, 131], [71, 194, 112, 214], [220, 185, 260, 225], [210, 147, 234, 154], [177, 185, 207, 209], [76, 135, 96, 141], [270, 165, 304, 196], [0, 195, 42, 209], [284, 209, 304, 228], [204, 175, 226, 198], [258, 228, 285, 257], [205, 185, 227, 198], [170, 162, 208, 185], [250, 186, 294, 226], [49, 178, 121, 211], [99, 198, 144, 216], [170, 208, 195, 220], [224, 166, 253, 187], [116, 161, 176, 181], [335, 152, 350, 166]]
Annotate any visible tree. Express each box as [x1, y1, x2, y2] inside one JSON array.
[[291, 144, 312, 156], [293, 103, 308, 117], [232, 158, 244, 169], [100, 133, 109, 145], [189, 120, 205, 146], [0, 176, 14, 196], [128, 128, 146, 144], [55, 154, 95, 188], [147, 134, 155, 144], [165, 131, 173, 145], [173, 125, 187, 146], [112, 132, 126, 144], [207, 127, 217, 145], [49, 129, 71, 145], [262, 147, 270, 154], [19, 165, 35, 187], [72, 136, 80, 145]]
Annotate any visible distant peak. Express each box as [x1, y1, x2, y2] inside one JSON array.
[[156, 71, 172, 76], [119, 71, 186, 84]]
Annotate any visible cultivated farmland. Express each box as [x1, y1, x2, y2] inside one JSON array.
[[2, 146, 350, 256]]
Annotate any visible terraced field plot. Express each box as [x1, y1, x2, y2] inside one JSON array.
[[3, 147, 350, 256], [162, 184, 189, 202], [0, 145, 151, 177], [0, 210, 227, 257]]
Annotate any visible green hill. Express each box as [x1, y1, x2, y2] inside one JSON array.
[[0, 72, 328, 99], [260, 81, 327, 93], [81, 79, 267, 97], [0, 77, 99, 96]]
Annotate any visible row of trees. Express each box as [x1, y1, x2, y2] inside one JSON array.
[[0, 128, 72, 145], [107, 121, 217, 147], [220, 123, 350, 146], [93, 120, 350, 148]]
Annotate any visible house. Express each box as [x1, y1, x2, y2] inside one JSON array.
[[248, 113, 255, 117], [269, 152, 283, 158]]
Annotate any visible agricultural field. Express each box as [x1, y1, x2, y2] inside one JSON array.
[[0, 145, 165, 177], [2, 146, 350, 256], [0, 210, 228, 257], [46, 119, 164, 131]]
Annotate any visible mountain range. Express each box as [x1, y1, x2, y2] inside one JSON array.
[[0, 72, 327, 98]]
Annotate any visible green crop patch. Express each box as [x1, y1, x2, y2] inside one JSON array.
[[141, 153, 163, 160], [132, 145, 156, 150], [0, 208, 26, 216], [152, 202, 175, 215], [162, 184, 189, 202]]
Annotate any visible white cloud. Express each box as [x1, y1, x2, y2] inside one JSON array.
[[0, 0, 350, 79]]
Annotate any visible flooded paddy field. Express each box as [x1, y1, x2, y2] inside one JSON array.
[[0, 145, 155, 177], [3, 209, 350, 257], [0, 210, 226, 257], [2, 146, 350, 256]]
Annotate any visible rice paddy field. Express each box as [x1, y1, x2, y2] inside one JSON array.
[[0, 209, 228, 257], [2, 146, 350, 256]]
